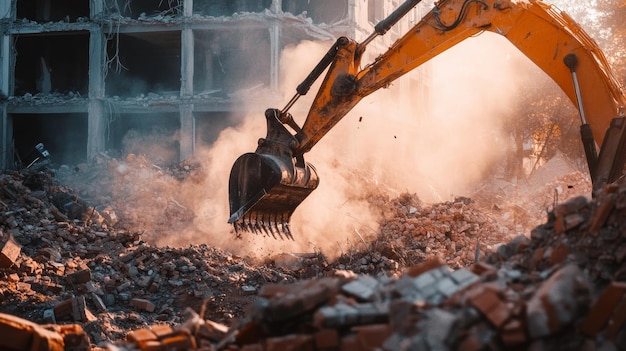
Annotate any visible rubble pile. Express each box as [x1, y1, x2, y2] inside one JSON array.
[[0, 168, 305, 343], [113, 178, 626, 350], [1, 157, 622, 350]]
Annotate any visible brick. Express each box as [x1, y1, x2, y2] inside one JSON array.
[[264, 278, 341, 322], [16, 282, 32, 292], [605, 295, 626, 338], [314, 329, 339, 349], [29, 325, 65, 351], [0, 235, 21, 268], [0, 313, 37, 350], [53, 299, 74, 320], [404, 258, 444, 278], [131, 298, 156, 313], [0, 313, 70, 351], [314, 303, 359, 328], [457, 333, 485, 351], [341, 275, 379, 301], [161, 333, 195, 350], [468, 286, 510, 328], [258, 283, 290, 298], [340, 334, 360, 351], [353, 324, 391, 350], [265, 334, 314, 351], [450, 268, 479, 286], [67, 269, 92, 284], [579, 282, 626, 335], [500, 319, 527, 346], [149, 324, 175, 339], [197, 319, 229, 341], [471, 262, 497, 277], [549, 243, 570, 265], [126, 328, 157, 343], [354, 302, 388, 324], [589, 193, 616, 233], [240, 343, 263, 351], [91, 292, 107, 312], [528, 264, 589, 337], [136, 340, 163, 351]]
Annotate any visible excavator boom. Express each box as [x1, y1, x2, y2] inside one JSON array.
[[228, 0, 626, 239]]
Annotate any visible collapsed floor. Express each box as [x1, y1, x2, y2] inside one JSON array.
[[0, 155, 624, 350]]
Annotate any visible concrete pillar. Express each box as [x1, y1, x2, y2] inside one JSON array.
[[0, 1, 11, 168], [269, 23, 280, 91], [87, 0, 106, 160], [179, 0, 195, 161]]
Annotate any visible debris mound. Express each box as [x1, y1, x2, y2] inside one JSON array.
[[1, 161, 624, 350]]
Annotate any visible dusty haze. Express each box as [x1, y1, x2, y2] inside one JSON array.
[[104, 32, 546, 259]]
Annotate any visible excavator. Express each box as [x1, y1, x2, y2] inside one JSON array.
[[228, 0, 626, 240]]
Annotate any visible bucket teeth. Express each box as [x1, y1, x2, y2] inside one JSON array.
[[231, 211, 294, 240]]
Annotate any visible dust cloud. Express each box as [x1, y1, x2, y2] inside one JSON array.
[[85, 33, 539, 260], [184, 33, 537, 259]]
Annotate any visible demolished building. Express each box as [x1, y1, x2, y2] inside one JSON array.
[[0, 0, 431, 169]]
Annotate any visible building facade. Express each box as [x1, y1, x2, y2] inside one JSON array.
[[0, 0, 430, 169]]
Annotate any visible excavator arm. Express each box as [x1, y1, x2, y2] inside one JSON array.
[[228, 0, 626, 238]]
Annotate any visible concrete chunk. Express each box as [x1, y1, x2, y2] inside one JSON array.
[[341, 275, 379, 301]]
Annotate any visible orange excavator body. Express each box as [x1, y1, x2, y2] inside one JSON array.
[[228, 0, 626, 239]]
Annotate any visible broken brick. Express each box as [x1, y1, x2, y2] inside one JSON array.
[[150, 324, 175, 339], [161, 333, 196, 350], [67, 268, 92, 284], [353, 324, 392, 350], [314, 329, 339, 349], [265, 334, 314, 351], [131, 298, 156, 313], [405, 258, 444, 278], [604, 294, 626, 339], [580, 282, 626, 336], [0, 235, 21, 268], [197, 319, 229, 341], [126, 328, 157, 343], [468, 286, 511, 328]]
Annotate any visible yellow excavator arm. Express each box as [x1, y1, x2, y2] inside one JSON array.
[[228, 0, 626, 239]]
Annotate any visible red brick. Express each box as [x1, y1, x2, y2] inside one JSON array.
[[137, 340, 163, 351], [0, 313, 66, 351], [590, 193, 616, 233], [549, 243, 570, 265], [28, 326, 65, 351], [314, 329, 339, 349], [0, 235, 21, 268], [405, 258, 443, 277], [340, 334, 360, 351], [468, 286, 511, 328], [197, 320, 229, 341], [353, 324, 391, 349], [500, 319, 527, 346], [67, 269, 92, 284], [0, 313, 36, 350], [149, 324, 175, 339], [265, 334, 314, 351], [131, 298, 156, 313], [604, 295, 626, 338], [470, 262, 497, 277], [580, 282, 626, 335], [457, 333, 485, 351], [161, 334, 195, 350], [126, 328, 157, 343]]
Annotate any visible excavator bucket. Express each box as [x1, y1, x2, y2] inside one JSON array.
[[228, 110, 319, 240]]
